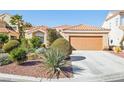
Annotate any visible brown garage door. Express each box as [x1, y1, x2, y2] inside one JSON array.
[[69, 36, 103, 50]]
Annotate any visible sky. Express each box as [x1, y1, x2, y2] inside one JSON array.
[[0, 10, 109, 27]]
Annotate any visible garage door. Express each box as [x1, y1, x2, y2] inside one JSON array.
[[69, 36, 103, 50]]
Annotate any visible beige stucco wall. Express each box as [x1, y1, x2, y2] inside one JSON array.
[[25, 30, 48, 44]]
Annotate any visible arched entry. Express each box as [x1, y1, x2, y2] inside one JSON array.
[[32, 31, 45, 43]]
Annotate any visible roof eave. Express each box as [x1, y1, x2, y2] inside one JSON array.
[[63, 30, 110, 34]]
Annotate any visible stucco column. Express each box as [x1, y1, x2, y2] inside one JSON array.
[[62, 32, 70, 41], [103, 34, 109, 50], [8, 34, 11, 40], [44, 31, 47, 45]]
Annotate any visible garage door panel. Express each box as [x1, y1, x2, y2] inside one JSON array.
[[69, 36, 103, 50]]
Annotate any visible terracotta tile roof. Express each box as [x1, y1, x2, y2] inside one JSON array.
[[63, 24, 110, 31], [53, 25, 72, 30], [0, 28, 10, 33], [0, 28, 19, 36], [9, 30, 19, 36], [26, 25, 48, 31], [0, 19, 19, 36], [0, 18, 19, 35]]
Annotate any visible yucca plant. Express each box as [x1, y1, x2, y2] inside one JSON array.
[[42, 48, 70, 79]]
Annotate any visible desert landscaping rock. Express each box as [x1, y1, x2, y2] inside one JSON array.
[[0, 61, 73, 79]]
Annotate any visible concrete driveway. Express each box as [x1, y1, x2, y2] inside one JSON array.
[[71, 51, 124, 82]]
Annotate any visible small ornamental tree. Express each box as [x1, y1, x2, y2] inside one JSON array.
[[47, 29, 61, 45]]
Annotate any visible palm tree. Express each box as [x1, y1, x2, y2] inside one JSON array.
[[10, 14, 27, 39], [24, 22, 32, 28], [10, 15, 33, 39]]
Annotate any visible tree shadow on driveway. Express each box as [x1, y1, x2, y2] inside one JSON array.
[[72, 65, 85, 74], [70, 56, 86, 61]]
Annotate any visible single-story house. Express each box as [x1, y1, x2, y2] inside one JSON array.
[[0, 19, 19, 39], [55, 24, 110, 50], [25, 24, 110, 50], [25, 26, 48, 44]]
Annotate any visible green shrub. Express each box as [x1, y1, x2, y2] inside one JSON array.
[[30, 36, 42, 48], [0, 34, 9, 44], [27, 48, 36, 53], [47, 29, 61, 45], [43, 48, 70, 79], [113, 46, 122, 53], [0, 34, 9, 48], [27, 53, 38, 60], [51, 38, 72, 57], [0, 53, 12, 66], [3, 40, 20, 53], [20, 38, 32, 49], [10, 47, 27, 64]]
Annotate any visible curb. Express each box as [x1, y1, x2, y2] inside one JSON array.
[[0, 72, 124, 82], [0, 73, 42, 82]]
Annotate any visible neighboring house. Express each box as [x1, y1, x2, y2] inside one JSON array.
[[54, 24, 110, 50], [54, 25, 72, 31], [102, 10, 124, 48], [0, 13, 18, 30], [25, 26, 48, 44], [0, 19, 19, 39]]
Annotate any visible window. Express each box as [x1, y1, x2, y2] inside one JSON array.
[[11, 36, 17, 40], [110, 39, 113, 44]]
